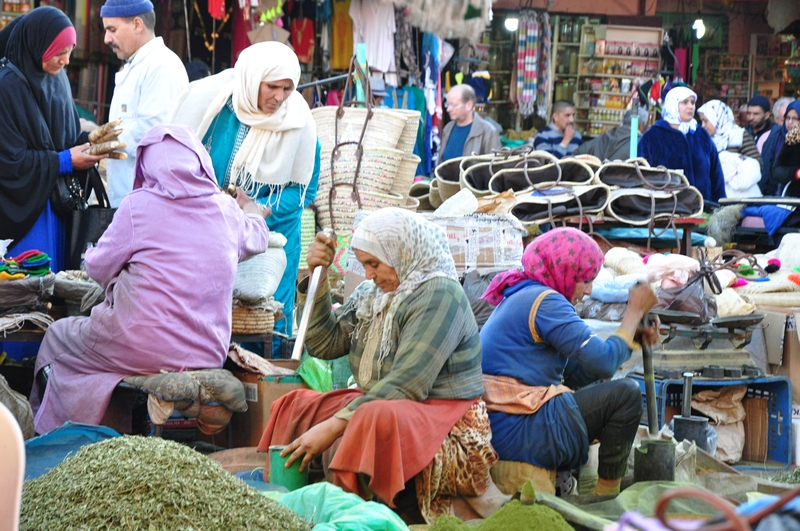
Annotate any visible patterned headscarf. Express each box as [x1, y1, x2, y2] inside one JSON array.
[[661, 86, 698, 135], [482, 227, 604, 305], [344, 208, 458, 372], [698, 99, 744, 152]]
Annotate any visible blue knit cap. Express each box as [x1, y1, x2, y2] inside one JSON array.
[[747, 95, 771, 112], [100, 0, 154, 17]]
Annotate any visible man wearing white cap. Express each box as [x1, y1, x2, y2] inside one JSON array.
[[102, 0, 188, 206]]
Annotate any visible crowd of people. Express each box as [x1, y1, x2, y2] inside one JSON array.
[[1, 3, 800, 524]]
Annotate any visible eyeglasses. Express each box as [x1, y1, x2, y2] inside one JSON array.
[[445, 101, 463, 109], [786, 114, 800, 124]]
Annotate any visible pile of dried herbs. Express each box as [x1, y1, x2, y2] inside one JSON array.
[[429, 501, 574, 531], [20, 436, 313, 531], [769, 469, 800, 484]]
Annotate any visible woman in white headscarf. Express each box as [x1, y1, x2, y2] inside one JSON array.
[[258, 208, 506, 524], [698, 100, 763, 198], [171, 42, 321, 353], [638, 86, 726, 201]]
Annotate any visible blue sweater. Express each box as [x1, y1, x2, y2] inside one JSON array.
[[480, 280, 633, 470], [638, 120, 726, 202], [532, 123, 582, 159]]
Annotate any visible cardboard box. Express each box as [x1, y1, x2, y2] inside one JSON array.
[[229, 371, 308, 448], [762, 306, 800, 401]]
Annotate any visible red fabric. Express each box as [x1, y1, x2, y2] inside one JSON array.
[[257, 389, 476, 506], [290, 17, 315, 64], [208, 0, 225, 21], [42, 26, 76, 62], [231, 1, 251, 64]]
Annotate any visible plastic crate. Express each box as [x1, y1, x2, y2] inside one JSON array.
[[627, 374, 792, 466]]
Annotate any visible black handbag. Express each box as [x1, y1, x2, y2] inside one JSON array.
[[50, 172, 89, 216], [65, 167, 116, 270]]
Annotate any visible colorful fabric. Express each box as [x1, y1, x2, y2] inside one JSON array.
[[41, 26, 76, 62], [329, 0, 353, 70], [257, 388, 479, 516], [290, 17, 315, 64], [416, 401, 497, 523], [190, 42, 316, 190], [482, 374, 571, 415], [482, 227, 604, 305], [343, 208, 458, 382], [661, 86, 697, 134], [30, 125, 269, 434]]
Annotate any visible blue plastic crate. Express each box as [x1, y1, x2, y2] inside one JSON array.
[[627, 375, 792, 466]]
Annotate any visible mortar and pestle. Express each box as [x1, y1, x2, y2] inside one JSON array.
[[672, 372, 712, 452], [634, 311, 676, 483]]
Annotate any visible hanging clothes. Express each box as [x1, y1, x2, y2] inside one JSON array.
[[536, 12, 551, 120], [329, 0, 353, 70], [349, 0, 397, 86], [290, 17, 315, 64], [516, 10, 539, 117], [394, 9, 419, 79]]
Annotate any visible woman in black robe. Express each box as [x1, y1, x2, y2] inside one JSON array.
[[0, 6, 104, 269]]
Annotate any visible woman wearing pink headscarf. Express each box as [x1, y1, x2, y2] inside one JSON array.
[[480, 228, 658, 496]]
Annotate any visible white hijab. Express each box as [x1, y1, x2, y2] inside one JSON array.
[[195, 42, 316, 192], [698, 99, 744, 152], [344, 208, 457, 385], [662, 86, 698, 135]]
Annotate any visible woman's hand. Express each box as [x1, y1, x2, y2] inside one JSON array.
[[280, 417, 347, 472], [306, 231, 337, 270], [235, 187, 271, 218], [637, 315, 662, 346], [627, 282, 658, 320], [70, 143, 107, 170]]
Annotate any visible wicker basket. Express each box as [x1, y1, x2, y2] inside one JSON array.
[[312, 107, 408, 152], [391, 154, 422, 199], [316, 185, 405, 231], [231, 306, 275, 335], [394, 109, 421, 153], [400, 195, 420, 211], [318, 146, 405, 194]]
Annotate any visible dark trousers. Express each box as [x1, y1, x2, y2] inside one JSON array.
[[573, 378, 642, 480]]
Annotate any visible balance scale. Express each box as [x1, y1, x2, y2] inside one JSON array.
[[647, 309, 766, 379]]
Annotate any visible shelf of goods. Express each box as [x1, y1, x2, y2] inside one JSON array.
[[1, 0, 30, 29], [478, 25, 516, 131], [574, 24, 663, 137], [750, 33, 798, 100], [551, 15, 594, 105], [698, 53, 752, 110]]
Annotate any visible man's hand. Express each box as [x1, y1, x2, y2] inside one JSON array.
[[280, 417, 348, 472], [562, 125, 575, 144]]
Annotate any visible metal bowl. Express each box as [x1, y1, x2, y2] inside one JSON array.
[[710, 313, 766, 330], [650, 309, 701, 325]]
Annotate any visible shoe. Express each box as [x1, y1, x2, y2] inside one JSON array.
[[554, 471, 578, 497]]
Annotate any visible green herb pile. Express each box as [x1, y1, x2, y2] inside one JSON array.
[[20, 436, 313, 531], [769, 468, 800, 484], [430, 500, 574, 531]]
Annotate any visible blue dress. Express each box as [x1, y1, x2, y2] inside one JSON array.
[[203, 99, 321, 353], [480, 280, 633, 470]]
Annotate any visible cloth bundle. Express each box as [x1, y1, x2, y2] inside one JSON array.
[[122, 368, 247, 435]]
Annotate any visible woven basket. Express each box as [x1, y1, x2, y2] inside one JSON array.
[[409, 181, 434, 211], [231, 306, 275, 335], [488, 158, 595, 196], [392, 154, 422, 199], [318, 146, 404, 195], [744, 292, 800, 307], [316, 185, 405, 231], [605, 186, 703, 226], [401, 195, 420, 211], [298, 207, 316, 270], [434, 156, 465, 201], [394, 109, 421, 153], [313, 107, 408, 152]]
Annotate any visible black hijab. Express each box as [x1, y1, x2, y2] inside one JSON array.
[[5, 6, 80, 151], [0, 7, 81, 242]]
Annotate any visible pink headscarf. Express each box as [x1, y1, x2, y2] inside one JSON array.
[[482, 227, 604, 305]]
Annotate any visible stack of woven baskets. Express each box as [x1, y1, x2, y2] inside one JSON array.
[[231, 233, 287, 336], [312, 105, 422, 233]]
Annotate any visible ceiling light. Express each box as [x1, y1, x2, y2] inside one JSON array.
[[692, 18, 705, 39], [505, 17, 519, 32]]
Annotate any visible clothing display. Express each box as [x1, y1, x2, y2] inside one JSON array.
[[290, 17, 315, 64], [106, 37, 188, 207], [329, 0, 353, 70], [349, 0, 397, 86], [29, 125, 268, 434]]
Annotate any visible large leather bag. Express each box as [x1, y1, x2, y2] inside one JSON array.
[[510, 184, 612, 228], [488, 158, 596, 195], [596, 158, 688, 191]]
